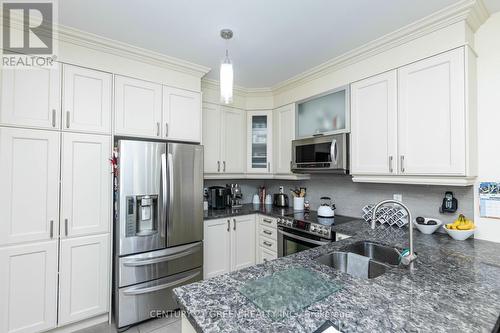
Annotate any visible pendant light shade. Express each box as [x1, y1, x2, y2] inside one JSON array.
[[220, 29, 234, 104]]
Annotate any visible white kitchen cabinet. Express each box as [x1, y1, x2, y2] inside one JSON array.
[[247, 110, 272, 174], [273, 104, 295, 174], [258, 247, 277, 264], [61, 133, 111, 237], [0, 64, 61, 130], [398, 48, 466, 175], [203, 218, 231, 279], [230, 216, 256, 271], [114, 75, 162, 138], [0, 240, 58, 333], [350, 71, 398, 175], [58, 234, 110, 325], [202, 103, 246, 175], [162, 86, 201, 142], [0, 128, 60, 245], [62, 64, 112, 134]]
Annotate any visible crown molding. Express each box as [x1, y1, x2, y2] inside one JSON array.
[[202, 78, 273, 96]]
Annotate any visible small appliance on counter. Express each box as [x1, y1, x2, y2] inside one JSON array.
[[318, 196, 336, 217], [225, 183, 243, 208], [208, 186, 227, 209], [273, 186, 289, 207]]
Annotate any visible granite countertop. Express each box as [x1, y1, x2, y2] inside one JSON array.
[[175, 217, 500, 332], [204, 203, 297, 220]]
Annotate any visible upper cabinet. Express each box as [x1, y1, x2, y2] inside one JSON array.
[[202, 103, 222, 173], [351, 47, 475, 184], [247, 110, 272, 174], [0, 64, 61, 129], [62, 65, 112, 134], [296, 86, 349, 139], [114, 75, 162, 138], [273, 104, 295, 174], [162, 87, 201, 142]]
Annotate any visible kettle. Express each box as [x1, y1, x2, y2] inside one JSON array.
[[317, 196, 335, 217], [273, 193, 289, 207]]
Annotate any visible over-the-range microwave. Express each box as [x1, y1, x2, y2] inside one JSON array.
[[291, 133, 349, 174]]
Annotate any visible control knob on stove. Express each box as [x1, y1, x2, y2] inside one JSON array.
[[286, 219, 293, 227], [310, 225, 316, 232]]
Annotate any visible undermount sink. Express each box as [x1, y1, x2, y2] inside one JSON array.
[[342, 241, 401, 267], [316, 251, 388, 279]]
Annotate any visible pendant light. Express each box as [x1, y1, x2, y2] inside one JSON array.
[[220, 29, 234, 104]]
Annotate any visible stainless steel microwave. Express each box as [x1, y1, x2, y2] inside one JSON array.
[[291, 133, 349, 174]]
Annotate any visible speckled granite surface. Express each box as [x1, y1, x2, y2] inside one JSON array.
[[203, 203, 296, 220], [175, 216, 500, 332]]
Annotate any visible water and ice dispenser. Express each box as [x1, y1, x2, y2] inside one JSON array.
[[125, 195, 159, 237]]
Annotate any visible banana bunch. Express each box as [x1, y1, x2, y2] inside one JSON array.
[[446, 214, 475, 230]]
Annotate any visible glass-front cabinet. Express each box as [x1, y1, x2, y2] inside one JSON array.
[[247, 110, 272, 173], [296, 86, 349, 139]]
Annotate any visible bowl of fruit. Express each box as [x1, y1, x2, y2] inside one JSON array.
[[444, 214, 475, 240], [414, 217, 442, 234]]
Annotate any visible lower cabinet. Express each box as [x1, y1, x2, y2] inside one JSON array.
[[203, 215, 256, 279], [58, 234, 110, 326], [0, 241, 58, 333], [256, 215, 278, 264]]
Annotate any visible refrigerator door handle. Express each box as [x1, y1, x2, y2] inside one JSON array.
[[122, 271, 200, 296], [161, 153, 167, 231], [167, 153, 174, 225]]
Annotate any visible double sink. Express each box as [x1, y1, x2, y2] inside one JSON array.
[[316, 241, 402, 279]]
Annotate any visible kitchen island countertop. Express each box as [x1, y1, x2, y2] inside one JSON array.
[[176, 216, 500, 332]]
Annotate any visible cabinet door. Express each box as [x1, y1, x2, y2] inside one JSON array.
[[1, 64, 61, 129], [0, 241, 58, 333], [202, 103, 222, 173], [114, 76, 162, 138], [273, 104, 295, 174], [221, 107, 246, 173], [0, 128, 60, 245], [247, 110, 272, 173], [62, 64, 112, 134], [258, 247, 277, 264], [231, 215, 256, 271], [203, 218, 231, 279], [59, 234, 110, 325], [350, 71, 398, 175], [163, 86, 201, 142], [398, 48, 466, 175], [61, 133, 111, 237]]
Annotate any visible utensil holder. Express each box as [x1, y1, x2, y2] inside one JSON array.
[[293, 197, 304, 211]]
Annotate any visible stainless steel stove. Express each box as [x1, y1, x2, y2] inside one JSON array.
[[277, 211, 355, 257]]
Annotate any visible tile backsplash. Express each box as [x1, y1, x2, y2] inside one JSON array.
[[204, 175, 474, 226]]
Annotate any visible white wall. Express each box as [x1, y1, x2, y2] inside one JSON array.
[[473, 12, 500, 242]]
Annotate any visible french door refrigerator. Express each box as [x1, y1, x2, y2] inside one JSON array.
[[114, 140, 203, 329]]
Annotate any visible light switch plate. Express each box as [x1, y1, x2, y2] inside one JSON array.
[[393, 193, 403, 202]]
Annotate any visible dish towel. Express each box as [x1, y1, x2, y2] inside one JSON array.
[[346, 253, 371, 279]]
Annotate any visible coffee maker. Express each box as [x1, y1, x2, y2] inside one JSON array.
[[225, 184, 243, 208], [208, 186, 227, 209]]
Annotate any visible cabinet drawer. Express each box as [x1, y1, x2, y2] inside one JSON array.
[[259, 224, 277, 240], [259, 247, 277, 263], [259, 216, 277, 229], [258, 235, 277, 252]]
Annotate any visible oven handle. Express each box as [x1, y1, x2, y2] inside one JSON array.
[[122, 271, 200, 296], [278, 229, 330, 246]]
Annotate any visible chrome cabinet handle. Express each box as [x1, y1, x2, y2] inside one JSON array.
[[156, 122, 160, 136], [49, 220, 53, 238], [51, 109, 56, 127], [165, 123, 169, 137], [400, 155, 405, 173], [227, 219, 230, 232], [267, 162, 270, 172], [263, 218, 272, 224], [263, 230, 272, 235], [217, 161, 220, 172], [263, 241, 273, 247], [64, 218, 68, 236], [223, 161, 226, 172], [389, 156, 394, 173], [233, 218, 236, 231], [66, 111, 70, 128]]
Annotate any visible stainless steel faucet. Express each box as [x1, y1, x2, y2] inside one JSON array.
[[371, 199, 417, 269]]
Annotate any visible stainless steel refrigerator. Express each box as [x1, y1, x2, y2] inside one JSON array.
[[113, 140, 203, 329]]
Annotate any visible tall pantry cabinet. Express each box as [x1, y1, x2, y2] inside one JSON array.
[[0, 63, 112, 333]]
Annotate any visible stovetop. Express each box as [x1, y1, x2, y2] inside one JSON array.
[[277, 211, 356, 240]]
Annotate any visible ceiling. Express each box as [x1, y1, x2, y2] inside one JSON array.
[[59, 0, 499, 88]]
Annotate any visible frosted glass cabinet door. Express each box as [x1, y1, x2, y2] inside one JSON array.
[[296, 86, 349, 138], [247, 110, 272, 174]]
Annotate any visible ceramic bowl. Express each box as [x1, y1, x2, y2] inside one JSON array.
[[444, 226, 475, 240], [413, 218, 442, 234]]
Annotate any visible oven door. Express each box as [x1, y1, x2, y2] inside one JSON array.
[[277, 227, 331, 257]]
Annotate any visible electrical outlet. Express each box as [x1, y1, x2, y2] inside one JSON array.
[[393, 193, 403, 202]]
